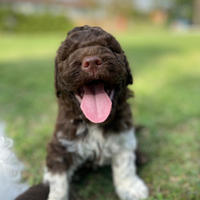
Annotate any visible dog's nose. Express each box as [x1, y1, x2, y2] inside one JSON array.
[[82, 56, 102, 77]]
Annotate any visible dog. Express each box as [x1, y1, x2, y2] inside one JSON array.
[[43, 25, 148, 200]]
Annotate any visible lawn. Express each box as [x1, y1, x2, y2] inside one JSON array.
[[0, 30, 200, 200]]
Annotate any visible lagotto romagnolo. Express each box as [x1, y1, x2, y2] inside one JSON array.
[[44, 25, 149, 200]]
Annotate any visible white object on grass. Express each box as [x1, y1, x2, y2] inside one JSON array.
[[0, 122, 29, 200]]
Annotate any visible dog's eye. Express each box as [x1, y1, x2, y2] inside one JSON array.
[[108, 46, 115, 53], [74, 61, 82, 67], [112, 52, 123, 64], [108, 46, 121, 54]]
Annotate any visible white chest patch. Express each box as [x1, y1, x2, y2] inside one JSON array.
[[59, 125, 137, 166]]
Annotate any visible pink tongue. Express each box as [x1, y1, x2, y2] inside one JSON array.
[[81, 82, 112, 123]]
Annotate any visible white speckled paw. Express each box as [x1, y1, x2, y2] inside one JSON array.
[[116, 176, 149, 200], [47, 193, 68, 200]]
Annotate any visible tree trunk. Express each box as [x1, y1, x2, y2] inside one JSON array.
[[193, 0, 200, 25]]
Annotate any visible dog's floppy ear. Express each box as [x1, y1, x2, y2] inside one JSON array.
[[55, 56, 61, 98], [123, 54, 133, 85]]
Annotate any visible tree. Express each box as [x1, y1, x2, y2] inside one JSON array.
[[193, 0, 200, 25]]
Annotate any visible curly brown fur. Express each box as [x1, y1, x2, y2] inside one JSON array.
[[44, 25, 148, 200], [47, 26, 134, 171]]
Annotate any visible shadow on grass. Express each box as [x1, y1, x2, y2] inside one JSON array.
[[134, 72, 200, 199], [0, 58, 55, 119], [124, 42, 183, 74], [133, 72, 200, 128], [70, 166, 117, 200]]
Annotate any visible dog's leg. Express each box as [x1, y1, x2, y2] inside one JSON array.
[[43, 159, 80, 200], [43, 170, 68, 200], [43, 138, 77, 200], [112, 150, 148, 200]]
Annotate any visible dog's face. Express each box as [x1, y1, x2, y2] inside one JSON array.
[[55, 26, 133, 124]]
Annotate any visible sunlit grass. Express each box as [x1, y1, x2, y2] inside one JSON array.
[[0, 30, 200, 199], [0, 33, 66, 62]]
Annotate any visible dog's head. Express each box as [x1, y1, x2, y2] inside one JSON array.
[[55, 25, 133, 124]]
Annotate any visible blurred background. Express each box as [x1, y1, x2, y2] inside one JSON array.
[[0, 0, 200, 33], [0, 0, 200, 200]]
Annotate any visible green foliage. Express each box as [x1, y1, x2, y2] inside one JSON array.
[[0, 8, 74, 33], [168, 0, 194, 22], [0, 30, 200, 199]]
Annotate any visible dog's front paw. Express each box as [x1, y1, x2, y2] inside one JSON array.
[[47, 193, 67, 200], [116, 176, 148, 200], [44, 170, 69, 200]]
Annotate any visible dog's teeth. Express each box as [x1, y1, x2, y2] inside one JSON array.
[[80, 87, 84, 98], [77, 87, 84, 99], [110, 89, 115, 100], [106, 89, 110, 95]]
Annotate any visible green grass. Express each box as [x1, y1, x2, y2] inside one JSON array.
[[0, 30, 200, 199]]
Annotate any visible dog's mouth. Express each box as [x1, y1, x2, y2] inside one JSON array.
[[74, 80, 115, 124]]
